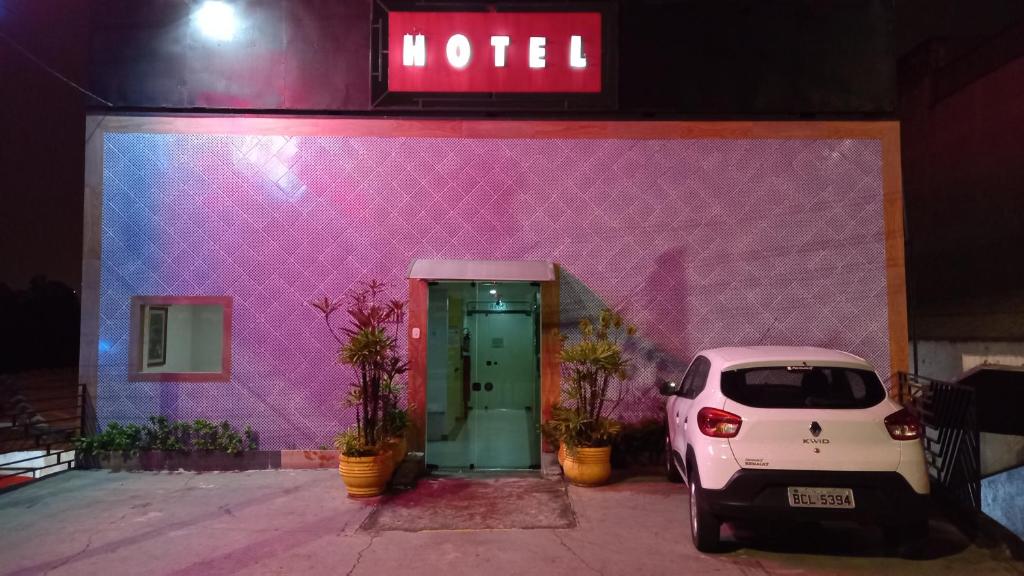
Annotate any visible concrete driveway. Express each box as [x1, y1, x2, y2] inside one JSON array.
[[0, 470, 1021, 576]]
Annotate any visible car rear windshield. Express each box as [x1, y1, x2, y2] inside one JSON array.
[[720, 366, 886, 409]]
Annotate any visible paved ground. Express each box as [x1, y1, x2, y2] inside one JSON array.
[[0, 470, 1022, 576], [361, 473, 576, 531]]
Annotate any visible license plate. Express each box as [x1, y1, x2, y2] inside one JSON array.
[[787, 487, 855, 509]]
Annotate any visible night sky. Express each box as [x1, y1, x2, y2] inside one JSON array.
[[1, 0, 90, 289]]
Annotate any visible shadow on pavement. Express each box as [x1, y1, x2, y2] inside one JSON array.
[[718, 513, 971, 560]]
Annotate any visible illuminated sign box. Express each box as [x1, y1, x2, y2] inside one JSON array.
[[370, 2, 617, 110], [387, 12, 602, 93]]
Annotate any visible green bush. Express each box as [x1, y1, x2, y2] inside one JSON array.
[[75, 417, 260, 456], [244, 425, 259, 451], [143, 416, 186, 451], [74, 422, 144, 455]]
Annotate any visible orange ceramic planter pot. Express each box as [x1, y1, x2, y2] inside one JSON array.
[[562, 446, 612, 487], [557, 443, 566, 467], [338, 452, 391, 498]]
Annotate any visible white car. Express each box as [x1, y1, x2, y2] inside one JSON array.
[[661, 346, 929, 553]]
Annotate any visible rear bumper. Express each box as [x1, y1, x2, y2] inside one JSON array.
[[702, 469, 929, 526]]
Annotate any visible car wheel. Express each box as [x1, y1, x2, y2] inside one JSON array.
[[688, 466, 721, 552], [665, 436, 683, 483]]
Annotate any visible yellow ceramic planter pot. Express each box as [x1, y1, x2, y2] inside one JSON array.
[[379, 449, 395, 483], [389, 436, 407, 468], [557, 442, 566, 467], [562, 445, 612, 487], [338, 452, 391, 498]]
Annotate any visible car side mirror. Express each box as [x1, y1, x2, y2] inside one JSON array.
[[658, 380, 681, 396]]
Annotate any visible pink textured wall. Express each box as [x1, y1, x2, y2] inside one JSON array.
[[96, 133, 887, 448]]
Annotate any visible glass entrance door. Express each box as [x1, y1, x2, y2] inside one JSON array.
[[425, 281, 540, 470]]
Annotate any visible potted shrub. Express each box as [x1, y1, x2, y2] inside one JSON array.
[[540, 405, 572, 467], [384, 403, 410, 468], [311, 280, 408, 498], [332, 429, 393, 497], [551, 309, 635, 486]]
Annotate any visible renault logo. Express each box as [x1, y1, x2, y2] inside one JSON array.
[[810, 421, 822, 437]]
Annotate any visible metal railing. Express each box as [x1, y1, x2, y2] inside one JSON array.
[[1, 371, 88, 490], [898, 372, 980, 512]]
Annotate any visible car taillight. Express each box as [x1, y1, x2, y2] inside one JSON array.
[[697, 407, 742, 438], [884, 408, 922, 440]]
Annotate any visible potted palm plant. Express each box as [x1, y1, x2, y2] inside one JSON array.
[[384, 395, 410, 468], [310, 280, 408, 498], [551, 309, 635, 486], [540, 405, 572, 466]]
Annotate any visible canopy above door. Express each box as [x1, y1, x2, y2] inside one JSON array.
[[408, 259, 555, 282]]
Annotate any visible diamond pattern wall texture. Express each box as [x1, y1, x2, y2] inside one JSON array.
[[96, 133, 887, 449]]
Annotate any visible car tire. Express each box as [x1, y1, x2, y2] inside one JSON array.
[[665, 436, 683, 483], [688, 466, 721, 552]]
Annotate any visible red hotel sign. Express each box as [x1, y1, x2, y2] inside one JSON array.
[[387, 12, 602, 93]]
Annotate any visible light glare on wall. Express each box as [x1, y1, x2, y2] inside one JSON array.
[[194, 1, 238, 42]]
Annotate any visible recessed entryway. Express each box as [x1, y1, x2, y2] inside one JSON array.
[[425, 281, 541, 470]]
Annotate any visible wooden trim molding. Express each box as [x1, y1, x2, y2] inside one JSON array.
[[880, 125, 910, 389], [91, 114, 899, 142], [406, 275, 560, 456], [406, 279, 429, 452], [540, 268, 561, 427], [80, 116, 105, 416], [128, 295, 233, 383]]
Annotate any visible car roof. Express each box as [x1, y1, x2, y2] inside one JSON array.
[[696, 346, 874, 371]]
